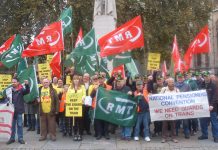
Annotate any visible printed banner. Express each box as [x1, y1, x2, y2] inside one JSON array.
[[147, 52, 161, 70], [0, 74, 12, 92], [38, 63, 51, 80], [0, 103, 14, 141], [95, 87, 137, 127], [149, 90, 210, 122], [65, 92, 83, 117]]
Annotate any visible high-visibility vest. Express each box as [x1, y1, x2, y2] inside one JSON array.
[[59, 93, 66, 112], [91, 84, 112, 109]]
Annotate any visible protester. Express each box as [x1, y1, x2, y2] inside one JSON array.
[[160, 78, 179, 143], [38, 78, 59, 141], [67, 74, 86, 141], [175, 72, 191, 138], [6, 78, 30, 145], [114, 75, 133, 140], [134, 80, 150, 142], [58, 85, 69, 136], [152, 75, 164, 137], [90, 73, 112, 140], [198, 71, 218, 143], [82, 73, 93, 135]]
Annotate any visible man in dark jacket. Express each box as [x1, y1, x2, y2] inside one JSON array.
[[198, 71, 218, 143], [114, 75, 132, 140], [7, 78, 30, 145]]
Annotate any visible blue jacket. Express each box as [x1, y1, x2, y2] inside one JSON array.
[[175, 81, 190, 92]]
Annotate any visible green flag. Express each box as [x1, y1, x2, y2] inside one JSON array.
[[59, 6, 73, 35], [108, 52, 132, 68], [99, 57, 110, 79], [17, 58, 28, 76], [74, 55, 98, 76], [72, 28, 96, 57], [18, 66, 39, 102], [1, 34, 24, 68], [95, 87, 137, 127], [65, 28, 98, 76], [125, 58, 139, 77]]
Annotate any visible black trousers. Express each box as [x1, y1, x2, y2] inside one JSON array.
[[83, 106, 91, 133], [154, 121, 162, 133], [95, 119, 109, 137], [27, 114, 36, 129], [73, 117, 84, 135], [64, 117, 73, 135]]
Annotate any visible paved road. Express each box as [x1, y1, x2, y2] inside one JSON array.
[[0, 126, 218, 150]]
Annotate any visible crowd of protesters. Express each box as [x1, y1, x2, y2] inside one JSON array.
[[1, 67, 218, 145]]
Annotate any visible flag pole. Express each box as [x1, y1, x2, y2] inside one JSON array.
[[92, 88, 98, 125]]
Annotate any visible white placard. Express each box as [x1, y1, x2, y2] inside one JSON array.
[[84, 96, 92, 106], [149, 90, 210, 122]]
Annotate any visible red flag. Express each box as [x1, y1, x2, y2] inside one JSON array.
[[184, 48, 193, 71], [174, 58, 185, 73], [162, 61, 167, 78], [184, 25, 209, 70], [74, 27, 83, 48], [50, 51, 61, 78], [111, 65, 125, 79], [171, 35, 182, 73], [190, 25, 210, 54], [99, 16, 144, 57], [0, 34, 16, 54], [22, 21, 64, 57], [171, 35, 180, 63]]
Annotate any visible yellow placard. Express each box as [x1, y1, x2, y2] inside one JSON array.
[[65, 92, 83, 117], [0, 74, 12, 91], [38, 63, 51, 80], [66, 75, 71, 85], [147, 53, 161, 70], [46, 55, 53, 63]]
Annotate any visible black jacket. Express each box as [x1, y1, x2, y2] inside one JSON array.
[[12, 84, 30, 114], [201, 80, 218, 112]]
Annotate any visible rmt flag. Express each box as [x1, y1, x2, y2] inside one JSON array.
[[99, 16, 144, 57], [22, 21, 64, 57]]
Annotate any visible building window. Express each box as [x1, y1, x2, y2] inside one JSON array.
[[205, 54, 209, 67], [196, 54, 201, 68]]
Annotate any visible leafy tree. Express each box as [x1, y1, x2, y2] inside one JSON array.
[[0, 0, 212, 72]]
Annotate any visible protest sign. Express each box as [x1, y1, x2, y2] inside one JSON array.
[[38, 63, 51, 80], [0, 103, 14, 141], [46, 55, 53, 63], [149, 90, 210, 122], [66, 75, 71, 85], [0, 74, 12, 92], [147, 53, 161, 70], [65, 91, 83, 117]]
